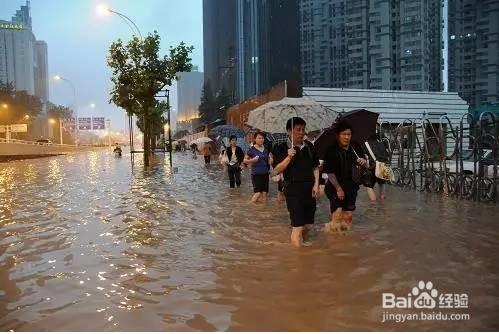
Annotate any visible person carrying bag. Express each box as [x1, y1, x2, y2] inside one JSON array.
[[222, 135, 245, 188], [364, 141, 395, 182]]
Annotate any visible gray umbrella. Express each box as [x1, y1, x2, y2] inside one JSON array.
[[246, 97, 338, 145]]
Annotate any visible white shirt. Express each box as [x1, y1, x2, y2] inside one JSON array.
[[229, 147, 238, 165]]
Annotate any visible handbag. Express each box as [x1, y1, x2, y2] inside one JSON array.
[[219, 150, 229, 165], [351, 147, 371, 185], [351, 164, 369, 185], [365, 142, 395, 182]]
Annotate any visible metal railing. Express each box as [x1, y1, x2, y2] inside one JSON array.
[[382, 111, 498, 204], [0, 138, 95, 148]]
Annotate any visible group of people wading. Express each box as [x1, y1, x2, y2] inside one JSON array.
[[216, 117, 388, 247]]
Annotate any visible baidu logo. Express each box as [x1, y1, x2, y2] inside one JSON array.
[[382, 281, 468, 309], [412, 281, 439, 309], [381, 281, 470, 323]]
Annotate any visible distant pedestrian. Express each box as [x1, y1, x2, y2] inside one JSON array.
[[201, 143, 211, 165], [244, 132, 272, 203], [273, 117, 320, 247], [221, 135, 245, 188], [363, 136, 390, 201], [191, 143, 198, 159]]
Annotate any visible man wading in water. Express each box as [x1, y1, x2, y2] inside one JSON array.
[[273, 117, 320, 247]]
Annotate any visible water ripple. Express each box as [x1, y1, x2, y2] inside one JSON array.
[[0, 150, 498, 330]]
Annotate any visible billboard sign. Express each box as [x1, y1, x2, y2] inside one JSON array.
[[92, 117, 105, 130], [78, 117, 92, 130], [10, 124, 28, 133]]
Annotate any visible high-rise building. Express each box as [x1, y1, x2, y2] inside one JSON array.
[[176, 67, 204, 132], [0, 1, 48, 102], [34, 40, 49, 103], [0, 21, 35, 95], [235, 0, 267, 101], [235, 0, 301, 101], [267, 0, 301, 92], [202, 0, 237, 102], [203, 0, 300, 104], [448, 0, 499, 107], [300, 0, 442, 92], [12, 1, 32, 28]]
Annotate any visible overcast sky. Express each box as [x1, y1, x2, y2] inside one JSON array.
[[0, 0, 204, 131]]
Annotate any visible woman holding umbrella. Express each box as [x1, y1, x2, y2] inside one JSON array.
[[323, 120, 368, 233]]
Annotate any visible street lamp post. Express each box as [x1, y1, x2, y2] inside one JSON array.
[[167, 90, 173, 169], [59, 119, 63, 145], [48, 118, 63, 144], [54, 75, 77, 144], [96, 4, 143, 39], [106, 119, 111, 147], [96, 4, 143, 156]]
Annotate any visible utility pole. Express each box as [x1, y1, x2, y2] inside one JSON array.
[[166, 89, 173, 170], [106, 119, 111, 147], [59, 119, 63, 144]]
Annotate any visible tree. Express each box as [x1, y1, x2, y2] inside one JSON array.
[[0, 82, 42, 124], [215, 87, 231, 120], [47, 102, 73, 119], [198, 82, 232, 125], [108, 31, 193, 166], [135, 100, 168, 150], [46, 103, 75, 144], [198, 81, 216, 124]]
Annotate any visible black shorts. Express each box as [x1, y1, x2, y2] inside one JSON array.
[[284, 182, 316, 227], [252, 174, 269, 193], [325, 182, 358, 212]]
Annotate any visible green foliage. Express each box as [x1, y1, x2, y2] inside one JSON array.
[[198, 81, 216, 124], [198, 82, 231, 125], [215, 87, 231, 119], [47, 102, 73, 119], [107, 31, 193, 165], [135, 100, 168, 136], [0, 82, 42, 124]]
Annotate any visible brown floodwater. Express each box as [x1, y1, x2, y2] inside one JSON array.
[[0, 149, 498, 331]]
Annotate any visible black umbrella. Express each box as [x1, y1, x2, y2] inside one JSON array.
[[337, 109, 379, 144], [313, 109, 379, 159], [314, 127, 336, 160]]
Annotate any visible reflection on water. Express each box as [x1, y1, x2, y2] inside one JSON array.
[[0, 150, 498, 331]]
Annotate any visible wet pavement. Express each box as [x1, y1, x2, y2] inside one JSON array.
[[0, 149, 498, 331]]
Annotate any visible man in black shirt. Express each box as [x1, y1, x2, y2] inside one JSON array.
[[323, 121, 367, 232], [273, 117, 320, 247]]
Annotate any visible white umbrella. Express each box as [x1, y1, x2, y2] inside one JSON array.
[[190, 137, 213, 146], [246, 97, 338, 135]]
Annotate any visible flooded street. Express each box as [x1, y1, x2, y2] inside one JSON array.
[[0, 149, 498, 331]]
